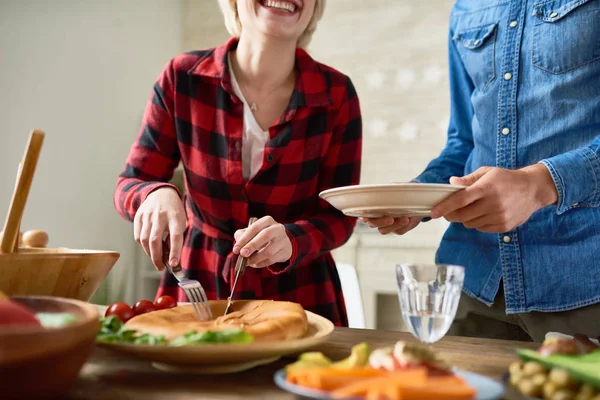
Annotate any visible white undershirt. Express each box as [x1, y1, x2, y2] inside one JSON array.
[[228, 55, 270, 182]]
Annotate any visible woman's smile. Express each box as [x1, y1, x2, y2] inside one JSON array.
[[258, 0, 302, 16]]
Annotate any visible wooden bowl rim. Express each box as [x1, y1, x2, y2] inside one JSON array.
[[0, 248, 120, 259], [0, 296, 99, 336]]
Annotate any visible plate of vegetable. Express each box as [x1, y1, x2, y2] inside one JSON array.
[[95, 297, 334, 374], [274, 340, 504, 400], [506, 334, 600, 400]]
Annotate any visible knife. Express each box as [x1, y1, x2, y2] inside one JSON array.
[[224, 217, 258, 316]]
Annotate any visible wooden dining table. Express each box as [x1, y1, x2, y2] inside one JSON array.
[[66, 327, 537, 400]]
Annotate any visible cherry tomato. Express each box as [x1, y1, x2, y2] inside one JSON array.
[[132, 299, 156, 316], [105, 302, 134, 322], [154, 295, 177, 310]]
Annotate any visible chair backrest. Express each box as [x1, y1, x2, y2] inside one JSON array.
[[335, 262, 366, 329]]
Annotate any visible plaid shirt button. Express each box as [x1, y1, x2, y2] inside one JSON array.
[[234, 140, 241, 150], [266, 154, 273, 163]]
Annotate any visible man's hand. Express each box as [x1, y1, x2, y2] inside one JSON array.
[[431, 164, 558, 233], [359, 216, 422, 235]]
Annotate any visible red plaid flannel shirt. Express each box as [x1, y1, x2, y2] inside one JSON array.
[[114, 38, 362, 326]]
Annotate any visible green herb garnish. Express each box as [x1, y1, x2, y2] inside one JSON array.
[[169, 329, 253, 346], [96, 316, 252, 346]]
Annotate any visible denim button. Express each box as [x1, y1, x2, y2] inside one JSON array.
[[572, 202, 579, 207], [550, 12, 558, 18], [504, 72, 513, 80], [502, 128, 511, 135], [509, 21, 518, 28], [502, 235, 511, 243]]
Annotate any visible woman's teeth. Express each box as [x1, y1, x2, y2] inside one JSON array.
[[263, 0, 297, 13]]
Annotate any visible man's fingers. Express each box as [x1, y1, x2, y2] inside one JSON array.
[[431, 186, 482, 219], [364, 216, 396, 228], [449, 166, 493, 187], [377, 217, 410, 235], [394, 218, 421, 235], [444, 199, 489, 223]]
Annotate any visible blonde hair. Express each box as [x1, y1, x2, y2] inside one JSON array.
[[217, 0, 326, 48]]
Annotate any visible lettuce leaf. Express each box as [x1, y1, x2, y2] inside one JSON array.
[[96, 316, 252, 346], [169, 329, 254, 346]]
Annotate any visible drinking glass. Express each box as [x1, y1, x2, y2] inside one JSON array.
[[396, 264, 465, 344]]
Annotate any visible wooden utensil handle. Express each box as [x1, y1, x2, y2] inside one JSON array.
[[1, 130, 44, 254]]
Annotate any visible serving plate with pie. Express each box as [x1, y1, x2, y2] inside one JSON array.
[[319, 183, 465, 218], [96, 299, 334, 374]]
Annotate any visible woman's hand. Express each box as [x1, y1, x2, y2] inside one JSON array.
[[133, 187, 185, 270], [233, 216, 293, 268], [359, 216, 422, 235]]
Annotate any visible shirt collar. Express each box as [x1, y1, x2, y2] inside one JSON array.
[[188, 37, 332, 109]]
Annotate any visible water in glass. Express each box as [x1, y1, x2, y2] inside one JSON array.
[[396, 264, 465, 344]]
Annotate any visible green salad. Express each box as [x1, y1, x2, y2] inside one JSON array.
[[36, 312, 78, 328], [96, 316, 254, 346]]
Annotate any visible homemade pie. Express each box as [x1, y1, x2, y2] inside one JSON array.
[[125, 299, 308, 341]]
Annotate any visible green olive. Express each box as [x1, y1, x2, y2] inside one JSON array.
[[544, 381, 559, 399], [509, 361, 523, 375], [549, 368, 573, 388], [523, 361, 546, 377], [551, 389, 576, 400]]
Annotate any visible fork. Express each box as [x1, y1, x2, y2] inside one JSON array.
[[162, 238, 213, 321]]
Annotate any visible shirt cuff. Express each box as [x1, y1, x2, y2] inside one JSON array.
[[413, 171, 447, 184], [540, 147, 600, 214], [267, 225, 300, 275], [140, 182, 182, 201]]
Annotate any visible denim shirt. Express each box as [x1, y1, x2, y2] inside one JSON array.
[[415, 0, 600, 313]]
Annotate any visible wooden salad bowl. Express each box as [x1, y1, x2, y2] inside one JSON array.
[[0, 247, 119, 301], [0, 296, 100, 399], [0, 130, 120, 301]]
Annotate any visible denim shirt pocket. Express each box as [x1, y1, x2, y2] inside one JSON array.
[[453, 23, 498, 92], [531, 0, 600, 74]]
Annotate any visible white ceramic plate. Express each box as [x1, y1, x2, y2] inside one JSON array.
[[319, 183, 465, 218]]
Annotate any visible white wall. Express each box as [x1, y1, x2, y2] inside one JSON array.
[[0, 0, 183, 303]]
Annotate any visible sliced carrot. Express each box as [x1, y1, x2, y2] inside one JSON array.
[[368, 384, 403, 400], [311, 369, 390, 391], [331, 368, 428, 398], [399, 382, 475, 400]]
